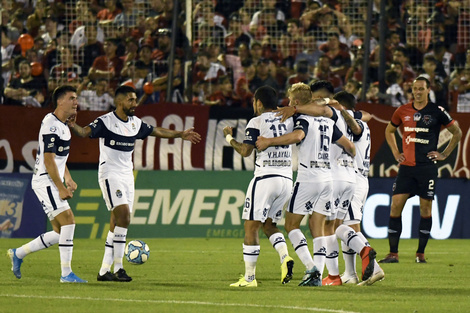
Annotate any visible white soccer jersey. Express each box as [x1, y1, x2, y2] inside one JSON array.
[[243, 112, 293, 179], [88, 112, 153, 177], [329, 107, 356, 183], [294, 115, 343, 182], [32, 113, 71, 188], [353, 119, 371, 178]]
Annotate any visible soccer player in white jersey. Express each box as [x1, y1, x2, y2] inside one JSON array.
[[225, 86, 295, 288], [68, 85, 201, 282], [333, 91, 385, 286], [8, 85, 87, 283], [256, 83, 356, 287]]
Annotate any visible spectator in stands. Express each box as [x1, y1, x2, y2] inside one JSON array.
[[251, 0, 285, 28], [319, 31, 351, 79], [313, 54, 343, 91], [392, 46, 416, 83], [425, 41, 454, 83], [49, 45, 82, 92], [77, 77, 114, 111], [369, 31, 394, 82], [345, 56, 364, 83], [120, 61, 146, 95], [420, 55, 448, 111], [294, 31, 323, 73], [78, 23, 105, 76], [97, 0, 122, 22], [4, 60, 47, 107], [193, 50, 226, 85], [285, 60, 313, 94], [149, 0, 165, 18], [142, 16, 159, 48], [344, 78, 362, 100], [26, 0, 48, 39], [250, 58, 279, 93], [448, 67, 470, 112], [70, 9, 105, 51], [1, 26, 20, 89], [133, 44, 155, 77], [225, 13, 251, 56], [114, 0, 139, 28], [235, 59, 255, 108], [42, 15, 61, 47], [88, 38, 124, 90], [69, 0, 89, 35], [207, 75, 241, 107], [385, 69, 406, 107], [249, 41, 263, 67]]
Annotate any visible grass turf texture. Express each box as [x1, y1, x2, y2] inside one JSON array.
[[1, 238, 468, 313]]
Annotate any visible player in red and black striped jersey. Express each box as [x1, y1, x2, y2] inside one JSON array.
[[380, 76, 462, 264]]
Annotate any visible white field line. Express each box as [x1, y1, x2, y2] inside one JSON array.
[[0, 294, 361, 313]]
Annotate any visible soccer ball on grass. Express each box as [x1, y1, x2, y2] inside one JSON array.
[[125, 240, 150, 265]]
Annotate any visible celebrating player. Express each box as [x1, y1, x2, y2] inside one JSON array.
[[226, 86, 295, 287], [68, 85, 201, 282], [8, 85, 87, 283]]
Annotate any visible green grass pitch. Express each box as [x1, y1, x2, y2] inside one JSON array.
[[1, 238, 469, 313]]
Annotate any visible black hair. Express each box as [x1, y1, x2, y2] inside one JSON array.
[[254, 86, 278, 110], [414, 76, 431, 88], [310, 80, 334, 95], [333, 91, 356, 110], [52, 85, 77, 108], [115, 85, 136, 98]]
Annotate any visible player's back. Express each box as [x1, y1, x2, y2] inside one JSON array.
[[330, 107, 356, 183], [248, 112, 293, 178], [353, 120, 371, 178]]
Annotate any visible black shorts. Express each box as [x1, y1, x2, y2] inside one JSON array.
[[392, 164, 438, 199]]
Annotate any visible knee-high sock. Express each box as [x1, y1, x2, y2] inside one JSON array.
[[388, 216, 402, 253], [341, 241, 357, 277], [59, 224, 75, 277], [313, 236, 326, 276], [336, 224, 367, 254], [113, 226, 128, 273], [243, 244, 260, 282], [15, 231, 60, 259], [288, 229, 314, 270], [269, 232, 289, 263], [417, 216, 432, 254], [324, 234, 339, 276], [99, 230, 114, 276]]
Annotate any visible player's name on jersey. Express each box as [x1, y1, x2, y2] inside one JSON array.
[[262, 160, 292, 167], [267, 151, 291, 158], [337, 160, 355, 168]]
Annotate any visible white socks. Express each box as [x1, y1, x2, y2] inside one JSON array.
[[288, 229, 314, 270], [243, 244, 260, 282], [113, 226, 128, 273], [269, 232, 289, 263], [324, 234, 339, 276], [15, 231, 60, 259], [59, 224, 75, 277], [99, 230, 115, 276], [313, 236, 326, 276]]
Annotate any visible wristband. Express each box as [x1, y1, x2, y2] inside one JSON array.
[[323, 98, 330, 104], [225, 134, 233, 144]]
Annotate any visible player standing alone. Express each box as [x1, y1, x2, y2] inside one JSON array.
[[68, 85, 201, 281], [379, 76, 462, 264], [8, 85, 87, 283], [225, 86, 295, 287]]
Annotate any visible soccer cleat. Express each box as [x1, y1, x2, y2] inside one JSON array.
[[340, 273, 359, 284], [378, 252, 399, 263], [360, 247, 377, 281], [415, 253, 427, 263], [60, 272, 88, 283], [322, 274, 342, 286], [97, 271, 114, 281], [358, 266, 385, 286], [113, 268, 132, 282], [281, 256, 294, 284], [298, 266, 322, 287], [7, 249, 23, 279], [230, 276, 258, 287]]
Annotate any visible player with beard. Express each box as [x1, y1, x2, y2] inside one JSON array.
[[68, 85, 201, 282]]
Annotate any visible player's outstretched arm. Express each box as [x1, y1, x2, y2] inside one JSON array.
[[151, 127, 201, 144], [223, 126, 254, 157], [256, 130, 305, 151], [67, 114, 92, 138]]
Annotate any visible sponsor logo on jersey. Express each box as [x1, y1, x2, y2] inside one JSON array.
[[405, 135, 429, 145], [404, 126, 429, 132], [404, 116, 411, 121]]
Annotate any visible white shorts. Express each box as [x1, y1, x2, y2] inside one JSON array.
[[242, 175, 292, 223], [99, 174, 135, 212], [343, 175, 368, 225], [287, 181, 333, 217], [329, 181, 356, 221], [33, 185, 70, 221]]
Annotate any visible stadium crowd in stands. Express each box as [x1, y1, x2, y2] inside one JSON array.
[[1, 0, 469, 112]]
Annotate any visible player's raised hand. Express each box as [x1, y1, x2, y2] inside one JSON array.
[[223, 126, 233, 137], [256, 136, 271, 151], [67, 114, 77, 128], [274, 106, 295, 122], [182, 127, 202, 144]]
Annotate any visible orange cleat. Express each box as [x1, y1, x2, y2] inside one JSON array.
[[360, 246, 377, 281], [322, 274, 342, 286]]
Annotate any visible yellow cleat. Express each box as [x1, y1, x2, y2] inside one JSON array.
[[281, 256, 294, 284], [230, 276, 258, 287]]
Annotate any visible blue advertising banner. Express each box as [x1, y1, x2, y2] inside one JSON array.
[[0, 173, 45, 238]]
